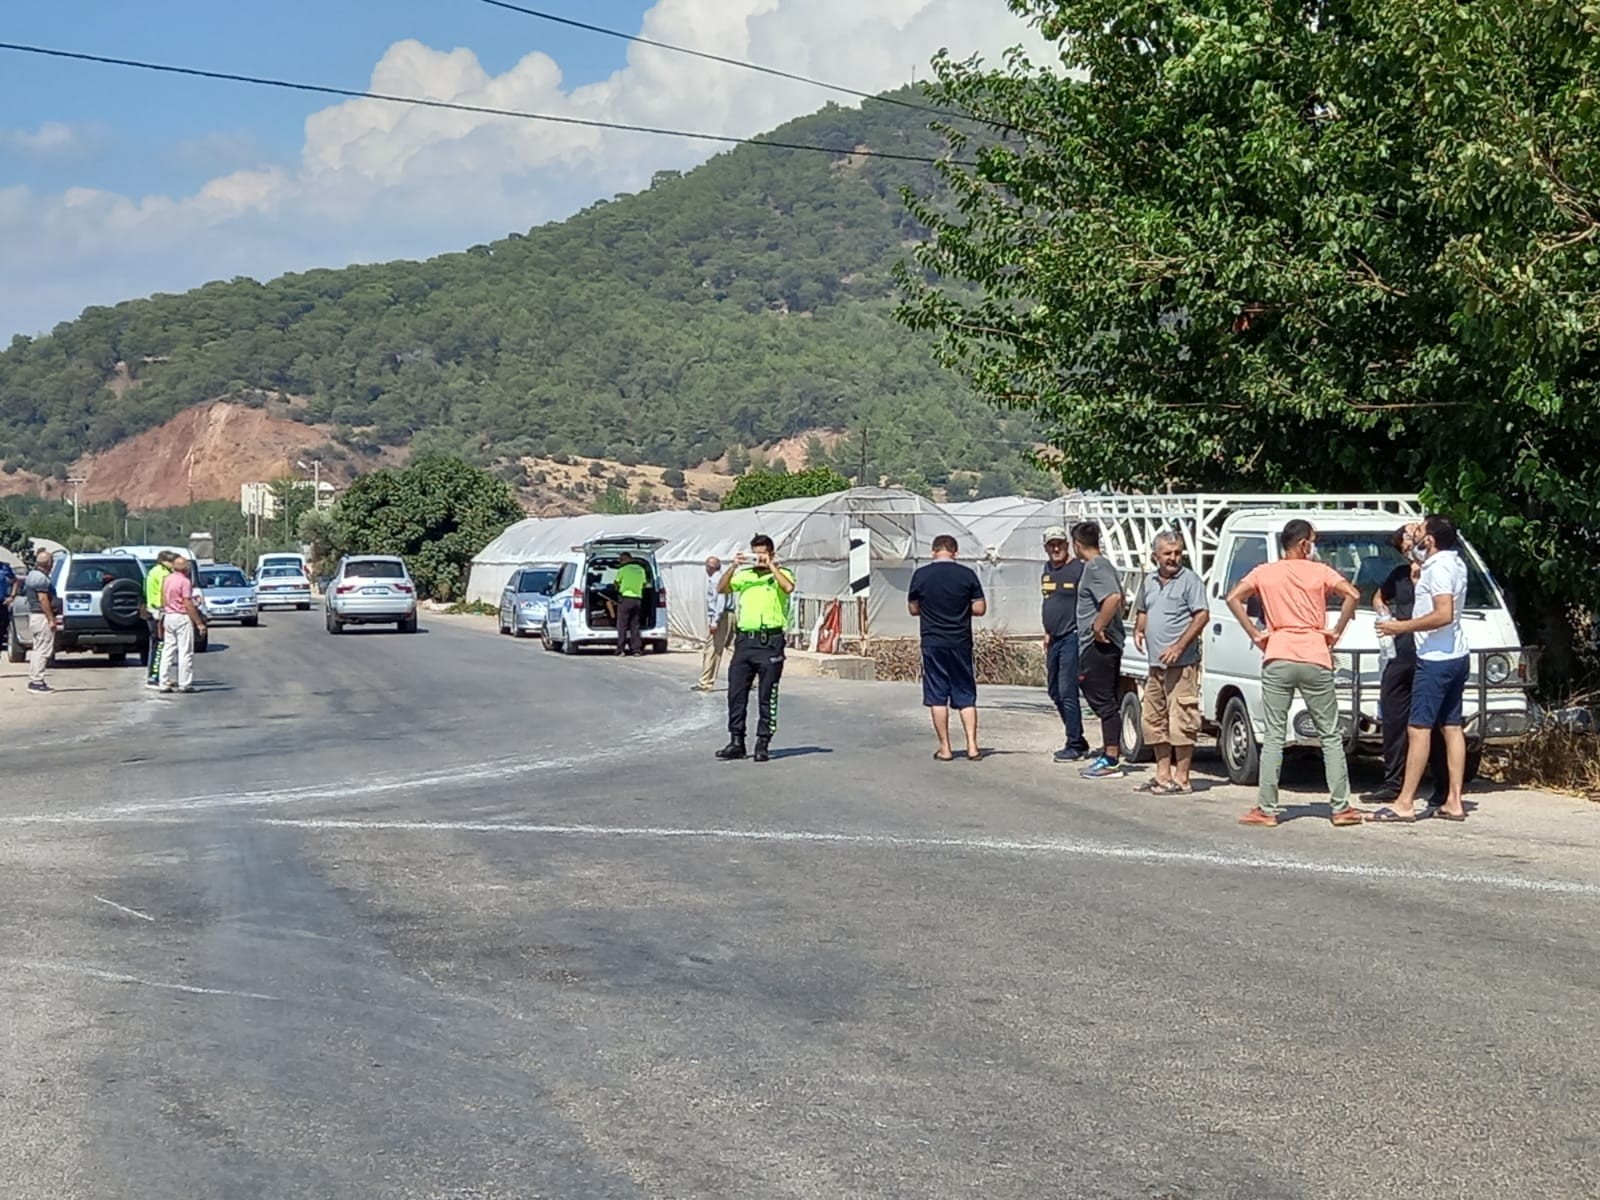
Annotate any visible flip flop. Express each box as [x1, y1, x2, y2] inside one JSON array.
[[1366, 807, 1417, 824], [1432, 809, 1468, 822], [965, 750, 984, 763], [933, 751, 954, 762], [1132, 779, 1171, 794]]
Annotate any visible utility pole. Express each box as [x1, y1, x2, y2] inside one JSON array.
[[857, 426, 869, 487], [67, 476, 87, 529]]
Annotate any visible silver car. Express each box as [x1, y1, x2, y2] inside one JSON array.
[[194, 564, 259, 628], [325, 555, 418, 634], [498, 562, 563, 639]]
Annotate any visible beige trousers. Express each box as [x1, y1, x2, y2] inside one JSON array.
[[699, 611, 735, 689], [28, 613, 54, 684]]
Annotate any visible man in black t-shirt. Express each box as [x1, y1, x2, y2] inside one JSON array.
[[907, 535, 987, 762], [1372, 526, 1446, 802], [1040, 524, 1090, 762]]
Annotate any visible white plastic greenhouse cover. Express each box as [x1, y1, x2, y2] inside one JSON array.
[[468, 487, 981, 640]]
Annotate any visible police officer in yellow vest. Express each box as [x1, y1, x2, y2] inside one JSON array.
[[715, 534, 795, 763], [613, 552, 648, 657]]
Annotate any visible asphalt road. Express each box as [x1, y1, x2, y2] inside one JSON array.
[[3, 611, 1598, 1199]]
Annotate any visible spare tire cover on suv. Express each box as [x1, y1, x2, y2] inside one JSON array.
[[102, 577, 145, 629]]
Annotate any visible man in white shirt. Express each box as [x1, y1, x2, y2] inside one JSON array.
[[693, 556, 733, 692], [1374, 515, 1471, 821]]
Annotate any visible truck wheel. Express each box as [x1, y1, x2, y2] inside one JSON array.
[[1220, 696, 1261, 787], [1464, 746, 1483, 786], [1119, 688, 1152, 763]]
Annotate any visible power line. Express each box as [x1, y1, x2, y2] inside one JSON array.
[[472, 0, 988, 130], [0, 41, 972, 167]]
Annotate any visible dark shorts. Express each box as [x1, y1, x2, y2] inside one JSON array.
[[1411, 656, 1470, 728], [922, 644, 977, 709]]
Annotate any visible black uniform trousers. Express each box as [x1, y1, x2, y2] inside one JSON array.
[[728, 629, 785, 742], [1380, 657, 1447, 795], [616, 597, 644, 655]]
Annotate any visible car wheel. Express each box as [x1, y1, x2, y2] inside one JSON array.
[[241, 616, 259, 627], [542, 624, 558, 651], [651, 640, 669, 655], [195, 633, 209, 654], [399, 614, 418, 634], [1220, 695, 1261, 786], [1119, 686, 1152, 763], [6, 624, 25, 663], [561, 629, 578, 655], [108, 651, 128, 664], [499, 611, 510, 635], [297, 603, 311, 611], [326, 611, 342, 635]]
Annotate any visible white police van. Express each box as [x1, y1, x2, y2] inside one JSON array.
[[540, 535, 669, 655]]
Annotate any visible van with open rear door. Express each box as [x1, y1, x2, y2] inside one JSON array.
[[540, 535, 669, 655]]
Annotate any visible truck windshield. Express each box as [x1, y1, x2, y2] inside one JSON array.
[[1316, 531, 1501, 610]]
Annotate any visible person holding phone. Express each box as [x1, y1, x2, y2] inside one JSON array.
[[715, 534, 795, 763]]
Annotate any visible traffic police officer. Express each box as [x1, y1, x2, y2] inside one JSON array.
[[716, 533, 795, 763]]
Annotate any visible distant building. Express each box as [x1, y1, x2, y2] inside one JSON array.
[[241, 480, 337, 520]]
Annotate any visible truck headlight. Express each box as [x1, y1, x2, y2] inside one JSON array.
[[1484, 654, 1511, 685]]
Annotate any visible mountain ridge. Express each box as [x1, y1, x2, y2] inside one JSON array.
[[0, 88, 1052, 501]]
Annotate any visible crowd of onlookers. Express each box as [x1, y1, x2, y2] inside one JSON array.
[[895, 514, 1477, 826]]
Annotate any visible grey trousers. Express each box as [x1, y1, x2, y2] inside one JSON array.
[[1258, 659, 1352, 815]]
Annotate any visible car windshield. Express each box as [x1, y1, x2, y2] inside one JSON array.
[[516, 568, 561, 595], [1316, 531, 1502, 610], [346, 559, 407, 579], [260, 566, 305, 579], [199, 568, 248, 588], [64, 559, 144, 589]]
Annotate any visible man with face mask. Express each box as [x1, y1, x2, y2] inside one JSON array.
[[1370, 525, 1446, 803], [1132, 531, 1209, 793], [1226, 519, 1362, 827], [1039, 525, 1090, 762], [1373, 514, 1472, 821]]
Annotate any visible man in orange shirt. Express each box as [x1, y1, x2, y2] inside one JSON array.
[[1225, 519, 1362, 827]]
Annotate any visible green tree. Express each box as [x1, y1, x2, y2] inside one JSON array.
[[592, 487, 634, 515], [722, 466, 851, 511], [900, 0, 1600, 667], [324, 455, 524, 600], [0, 501, 24, 553]]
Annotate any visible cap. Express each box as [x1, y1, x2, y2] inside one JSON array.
[[1043, 525, 1070, 544]]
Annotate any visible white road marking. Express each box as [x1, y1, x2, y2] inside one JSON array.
[[238, 817, 1600, 899], [3, 708, 719, 824], [93, 895, 155, 922], [2, 957, 280, 1002]]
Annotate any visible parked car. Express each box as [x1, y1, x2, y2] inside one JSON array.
[[255, 563, 314, 610], [325, 555, 418, 634], [195, 563, 259, 632], [498, 562, 564, 639], [541, 535, 668, 655], [6, 551, 148, 665]]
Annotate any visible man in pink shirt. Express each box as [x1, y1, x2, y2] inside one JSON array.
[[159, 554, 208, 694], [1225, 519, 1362, 827]]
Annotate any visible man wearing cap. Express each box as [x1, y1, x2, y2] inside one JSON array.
[[1040, 525, 1090, 762]]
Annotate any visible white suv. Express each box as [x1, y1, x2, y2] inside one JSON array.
[[5, 551, 149, 665], [325, 556, 419, 634]]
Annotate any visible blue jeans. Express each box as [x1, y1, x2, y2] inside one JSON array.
[[1046, 636, 1089, 753]]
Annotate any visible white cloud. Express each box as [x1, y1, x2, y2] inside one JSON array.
[[0, 120, 109, 162], [0, 0, 1025, 338]]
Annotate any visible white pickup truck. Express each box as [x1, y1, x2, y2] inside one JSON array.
[[1079, 494, 1538, 785]]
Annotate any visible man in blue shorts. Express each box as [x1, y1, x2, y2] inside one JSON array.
[[908, 535, 987, 762], [1374, 514, 1472, 822]]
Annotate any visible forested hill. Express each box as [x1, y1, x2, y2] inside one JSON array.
[[0, 89, 1045, 496]]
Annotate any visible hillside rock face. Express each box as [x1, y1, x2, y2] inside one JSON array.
[[66, 402, 331, 509]]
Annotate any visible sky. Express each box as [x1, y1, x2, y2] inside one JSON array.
[[0, 0, 1029, 341]]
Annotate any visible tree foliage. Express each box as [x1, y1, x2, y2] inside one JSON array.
[[0, 501, 23, 554], [722, 467, 852, 510], [320, 455, 524, 601], [0, 91, 1052, 495], [900, 0, 1600, 648]]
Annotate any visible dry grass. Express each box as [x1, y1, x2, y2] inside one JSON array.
[[864, 633, 1047, 688], [1494, 699, 1600, 801]]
